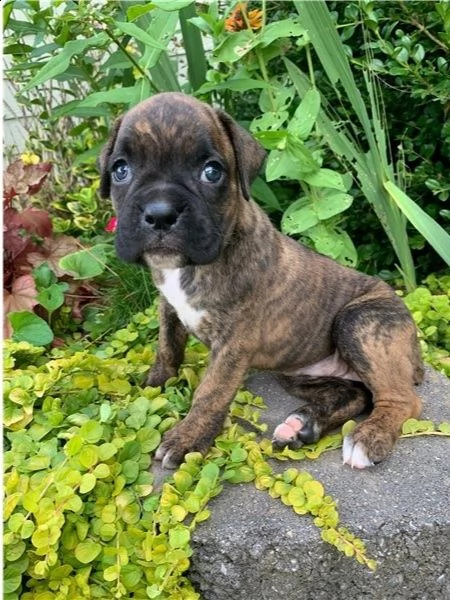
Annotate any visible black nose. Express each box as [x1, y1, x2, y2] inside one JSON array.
[[143, 200, 182, 231]]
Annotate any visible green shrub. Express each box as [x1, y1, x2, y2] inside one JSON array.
[[4, 306, 371, 599], [402, 274, 450, 376], [4, 281, 450, 597], [5, 0, 450, 287]]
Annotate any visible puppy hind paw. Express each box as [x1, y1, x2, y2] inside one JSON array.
[[342, 435, 375, 469], [272, 412, 321, 447]]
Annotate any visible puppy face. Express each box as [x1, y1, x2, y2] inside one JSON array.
[[99, 92, 266, 268]]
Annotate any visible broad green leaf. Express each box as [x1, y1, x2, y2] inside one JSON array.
[[121, 564, 144, 589], [213, 30, 254, 63], [289, 88, 321, 140], [230, 446, 248, 463], [251, 177, 282, 212], [23, 34, 108, 91], [103, 565, 119, 582], [266, 150, 300, 182], [72, 374, 95, 390], [171, 505, 188, 522], [73, 87, 143, 109], [9, 312, 53, 346], [37, 282, 68, 313], [173, 470, 194, 494], [121, 460, 140, 483], [303, 169, 349, 192], [93, 463, 111, 479], [153, 0, 193, 9], [200, 462, 219, 483], [58, 243, 111, 280], [136, 428, 161, 453], [303, 480, 324, 498], [33, 263, 56, 289], [281, 199, 319, 234], [98, 443, 118, 461], [118, 441, 141, 462], [251, 111, 289, 133], [306, 223, 358, 266], [315, 192, 353, 219], [258, 19, 306, 47]]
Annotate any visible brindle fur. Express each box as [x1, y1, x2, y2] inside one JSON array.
[[100, 92, 424, 468]]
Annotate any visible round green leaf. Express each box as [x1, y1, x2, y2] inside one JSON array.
[[80, 473, 97, 494], [79, 446, 99, 469], [169, 525, 190, 549], [74, 540, 102, 564], [79, 420, 104, 443]]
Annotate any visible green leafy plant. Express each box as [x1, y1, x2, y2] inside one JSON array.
[[193, 2, 359, 266], [402, 274, 450, 375], [192, 0, 450, 285], [4, 295, 450, 598], [3, 156, 86, 344], [5, 1, 207, 123], [288, 0, 450, 289]]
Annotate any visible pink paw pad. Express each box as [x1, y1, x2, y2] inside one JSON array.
[[273, 415, 304, 443]]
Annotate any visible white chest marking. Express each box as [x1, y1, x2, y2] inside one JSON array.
[[158, 269, 205, 331]]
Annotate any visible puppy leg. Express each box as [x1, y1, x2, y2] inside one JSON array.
[[334, 297, 423, 468], [155, 343, 249, 468], [273, 376, 372, 447], [146, 297, 188, 387]]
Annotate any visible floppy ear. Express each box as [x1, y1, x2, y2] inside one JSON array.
[[215, 109, 266, 200], [98, 117, 122, 199]]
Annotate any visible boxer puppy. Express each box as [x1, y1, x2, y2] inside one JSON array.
[[99, 92, 424, 469]]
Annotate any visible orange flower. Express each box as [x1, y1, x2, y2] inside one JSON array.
[[225, 3, 263, 32]]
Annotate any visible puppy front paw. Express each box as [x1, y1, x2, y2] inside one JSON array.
[[154, 419, 216, 469], [145, 362, 178, 388], [342, 436, 375, 469], [342, 420, 397, 468]]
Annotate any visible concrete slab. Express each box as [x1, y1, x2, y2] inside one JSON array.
[[188, 368, 450, 599]]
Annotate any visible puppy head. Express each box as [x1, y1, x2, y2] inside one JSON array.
[[99, 92, 266, 268]]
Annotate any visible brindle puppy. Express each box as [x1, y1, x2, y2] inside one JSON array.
[[99, 92, 424, 469]]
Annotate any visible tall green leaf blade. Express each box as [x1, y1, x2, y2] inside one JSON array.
[[384, 181, 450, 266], [140, 9, 179, 71], [293, 0, 376, 151], [149, 52, 181, 92], [180, 4, 207, 91]]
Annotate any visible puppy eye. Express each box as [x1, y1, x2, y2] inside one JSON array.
[[200, 161, 223, 184], [112, 159, 131, 183]]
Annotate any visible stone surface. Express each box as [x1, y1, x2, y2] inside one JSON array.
[[188, 368, 450, 599]]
